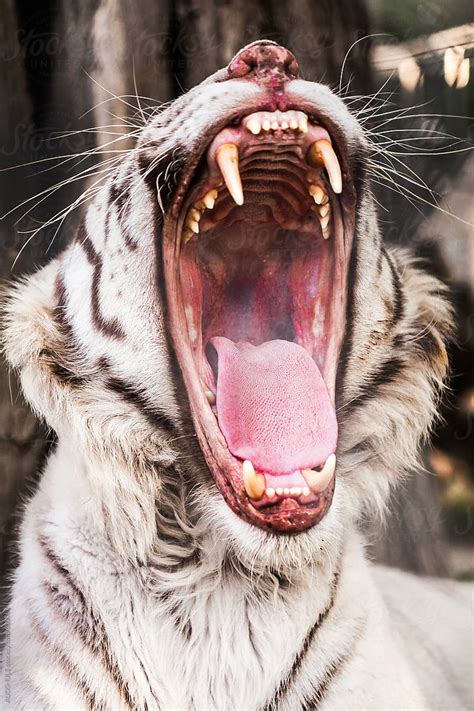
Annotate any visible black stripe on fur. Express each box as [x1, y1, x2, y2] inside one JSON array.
[[263, 566, 341, 710], [300, 617, 367, 709], [105, 374, 178, 434], [344, 355, 406, 412], [76, 221, 126, 339], [28, 606, 105, 710]]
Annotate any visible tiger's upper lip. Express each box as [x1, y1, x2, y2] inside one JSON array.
[[204, 109, 343, 204], [168, 97, 356, 223]]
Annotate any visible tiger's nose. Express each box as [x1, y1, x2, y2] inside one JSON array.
[[228, 41, 299, 84]]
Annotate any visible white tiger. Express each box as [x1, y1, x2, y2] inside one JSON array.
[[1, 41, 472, 710]]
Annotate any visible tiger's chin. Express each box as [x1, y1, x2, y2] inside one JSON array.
[[163, 103, 356, 534]]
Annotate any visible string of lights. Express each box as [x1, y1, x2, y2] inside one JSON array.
[[371, 24, 473, 89]]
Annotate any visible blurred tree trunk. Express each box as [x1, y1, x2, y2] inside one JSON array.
[[0, 0, 448, 613], [0, 0, 51, 620]]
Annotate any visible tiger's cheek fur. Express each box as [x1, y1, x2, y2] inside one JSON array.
[[4, 106, 451, 540]]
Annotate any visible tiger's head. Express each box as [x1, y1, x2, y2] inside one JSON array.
[[5, 41, 451, 568]]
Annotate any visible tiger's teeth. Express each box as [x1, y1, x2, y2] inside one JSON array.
[[204, 389, 216, 405], [302, 454, 336, 494], [202, 189, 218, 209], [308, 140, 342, 194], [322, 226, 331, 240], [275, 487, 283, 496], [309, 184, 325, 205], [302, 486, 310, 497], [290, 117, 299, 130], [290, 487, 302, 496], [182, 228, 194, 244], [216, 143, 244, 206], [242, 460, 265, 500], [246, 118, 261, 135], [319, 213, 330, 230], [262, 119, 271, 131], [298, 115, 308, 133], [186, 218, 200, 234], [319, 203, 330, 218], [271, 120, 279, 130], [281, 120, 289, 130], [266, 487, 276, 499]]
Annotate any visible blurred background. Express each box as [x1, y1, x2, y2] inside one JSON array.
[[0, 0, 473, 609]]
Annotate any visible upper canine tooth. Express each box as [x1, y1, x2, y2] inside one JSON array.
[[308, 141, 342, 194], [302, 454, 336, 494], [309, 184, 325, 205], [203, 189, 218, 209], [216, 143, 244, 206], [247, 118, 261, 135], [242, 460, 265, 500]]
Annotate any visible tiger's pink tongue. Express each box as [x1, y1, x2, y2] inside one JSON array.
[[210, 337, 337, 475]]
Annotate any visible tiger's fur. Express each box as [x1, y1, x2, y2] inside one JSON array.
[[1, 46, 472, 710]]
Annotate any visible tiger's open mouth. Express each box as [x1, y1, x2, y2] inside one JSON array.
[[163, 104, 354, 533]]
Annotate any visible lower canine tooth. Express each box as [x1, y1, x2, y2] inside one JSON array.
[[216, 143, 244, 206], [243, 460, 265, 500], [302, 454, 336, 494]]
